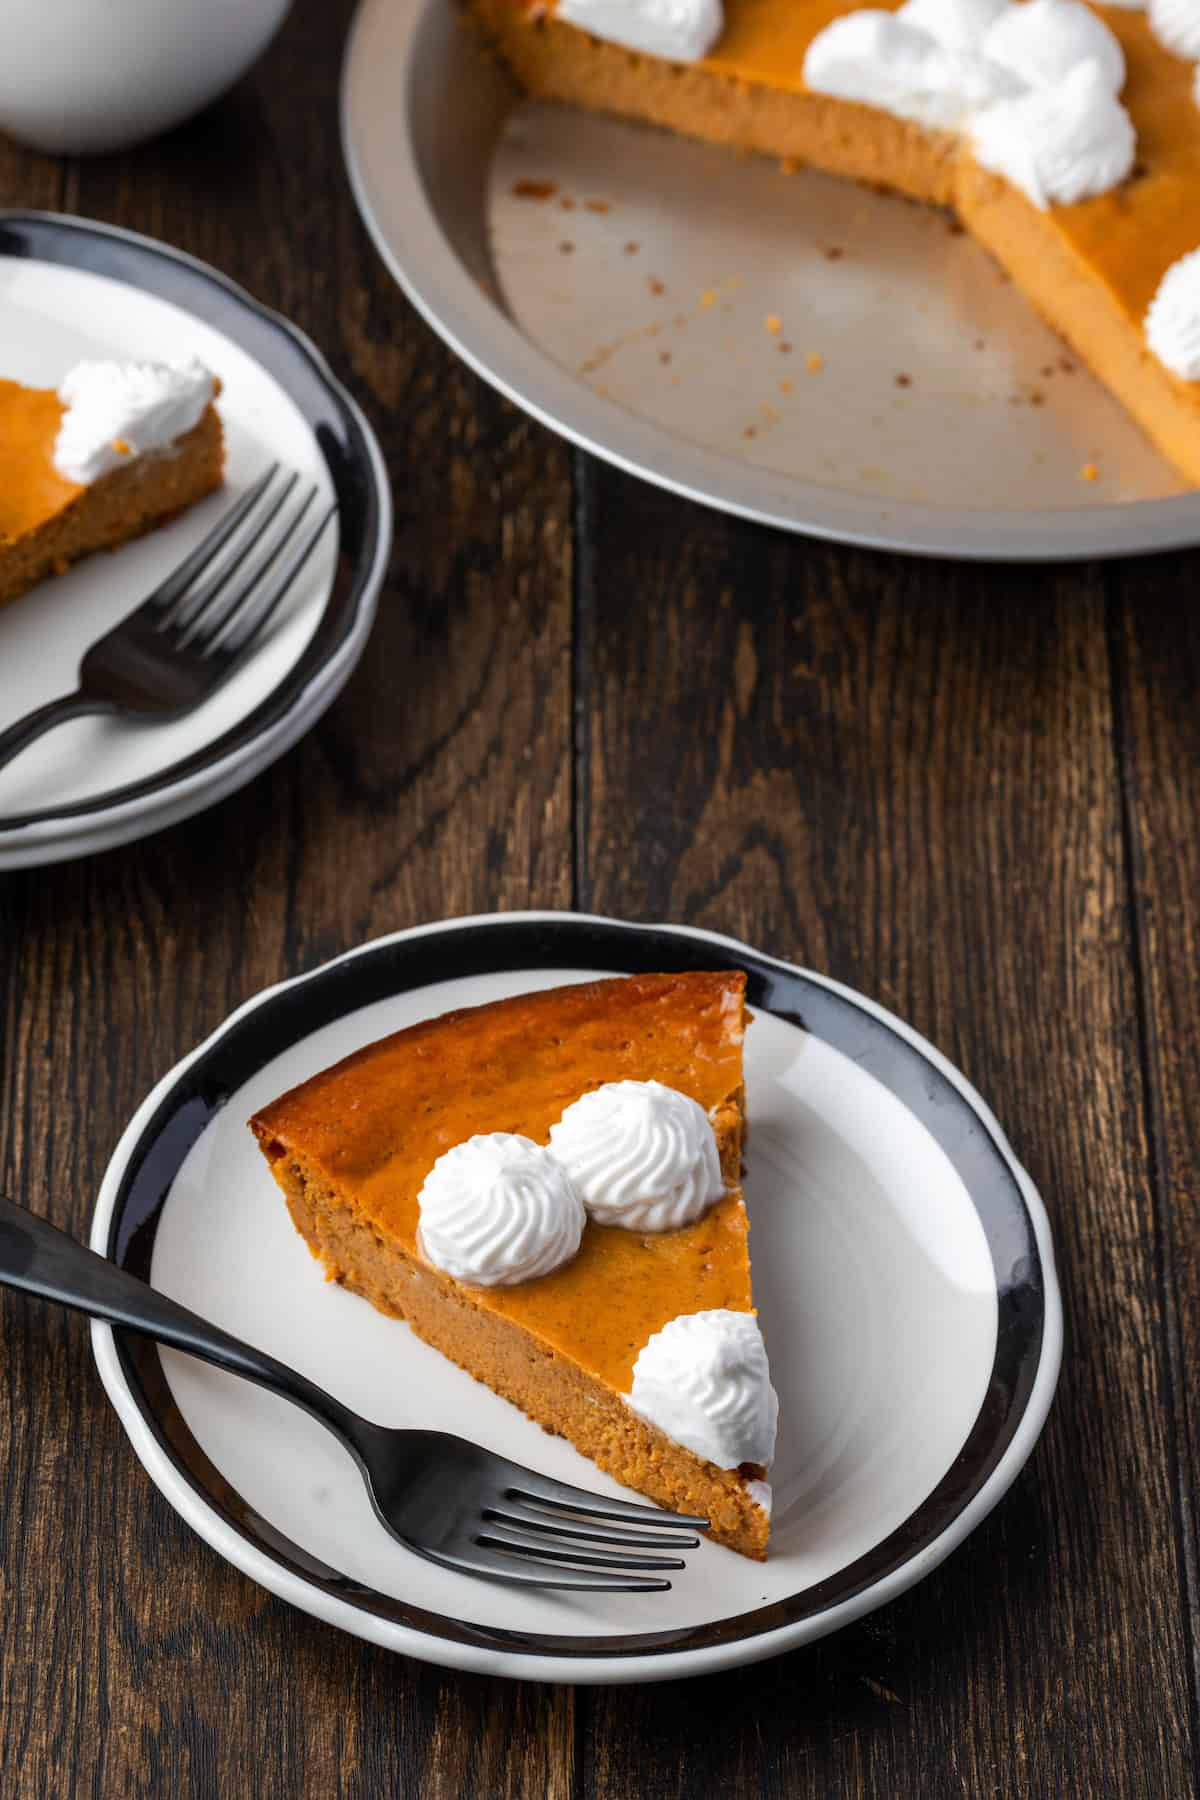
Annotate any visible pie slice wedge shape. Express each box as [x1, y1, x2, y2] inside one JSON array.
[[0, 368, 224, 608], [249, 970, 775, 1558]]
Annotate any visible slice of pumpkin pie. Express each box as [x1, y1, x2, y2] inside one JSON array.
[[0, 357, 224, 608], [249, 970, 778, 1559]]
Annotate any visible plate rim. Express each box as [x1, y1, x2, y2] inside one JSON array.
[[89, 910, 1063, 1684], [0, 207, 393, 857], [340, 0, 1200, 563]]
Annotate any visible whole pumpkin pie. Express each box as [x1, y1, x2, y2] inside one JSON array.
[[467, 0, 1200, 484], [0, 358, 224, 608], [249, 970, 777, 1559]]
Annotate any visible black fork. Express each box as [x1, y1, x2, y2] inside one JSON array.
[[0, 465, 335, 776], [0, 1196, 708, 1592]]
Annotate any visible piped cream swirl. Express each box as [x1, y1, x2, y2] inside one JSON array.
[[969, 61, 1136, 208], [556, 0, 723, 61], [804, 0, 1135, 203], [982, 0, 1126, 90], [1148, 0, 1200, 59], [54, 357, 216, 485], [1145, 248, 1200, 380], [417, 1133, 585, 1286], [548, 1079, 724, 1232], [803, 10, 1018, 128], [628, 1310, 779, 1469]]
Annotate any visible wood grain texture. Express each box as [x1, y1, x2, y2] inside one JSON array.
[[1110, 561, 1200, 1750], [2, 0, 1199, 1792], [575, 458, 1198, 1797], [0, 5, 575, 1796]]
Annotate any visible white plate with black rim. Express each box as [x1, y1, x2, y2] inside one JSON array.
[[0, 211, 392, 870], [340, 0, 1200, 561], [90, 911, 1062, 1684]]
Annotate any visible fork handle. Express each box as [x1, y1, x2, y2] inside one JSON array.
[[0, 690, 112, 777], [0, 1194, 370, 1454]]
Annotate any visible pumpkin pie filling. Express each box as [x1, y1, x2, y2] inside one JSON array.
[[0, 366, 225, 608], [250, 970, 775, 1559], [469, 0, 1200, 482]]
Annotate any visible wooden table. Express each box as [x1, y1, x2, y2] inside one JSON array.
[[2, 3, 1198, 1793]]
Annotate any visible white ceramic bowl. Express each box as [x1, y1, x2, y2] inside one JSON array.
[[0, 0, 292, 154]]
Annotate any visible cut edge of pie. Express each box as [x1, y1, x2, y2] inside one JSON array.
[[0, 378, 225, 609], [465, 0, 1200, 487], [249, 970, 773, 1560]]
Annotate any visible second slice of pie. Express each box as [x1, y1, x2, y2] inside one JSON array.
[[249, 969, 777, 1558]]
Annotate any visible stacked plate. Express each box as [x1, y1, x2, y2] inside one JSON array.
[[0, 212, 391, 870]]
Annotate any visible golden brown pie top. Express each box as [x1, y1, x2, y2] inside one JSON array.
[[0, 379, 81, 540], [251, 970, 754, 1389]]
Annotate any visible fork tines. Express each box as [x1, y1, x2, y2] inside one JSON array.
[[153, 462, 336, 662], [466, 1474, 710, 1592]]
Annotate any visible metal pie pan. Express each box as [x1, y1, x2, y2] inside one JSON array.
[[340, 0, 1200, 561]]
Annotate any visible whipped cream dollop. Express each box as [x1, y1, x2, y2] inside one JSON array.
[[1148, 0, 1200, 58], [548, 1080, 724, 1232], [897, 0, 1008, 53], [803, 10, 1018, 128], [804, 0, 1135, 203], [1145, 248, 1200, 379], [982, 0, 1126, 90], [628, 1310, 779, 1470], [417, 1133, 586, 1286], [745, 1477, 773, 1518], [54, 356, 216, 485], [556, 0, 723, 62], [968, 59, 1136, 207]]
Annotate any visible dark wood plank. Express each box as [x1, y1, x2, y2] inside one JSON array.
[[0, 3, 576, 1795], [574, 458, 1195, 1798], [0, 133, 64, 214], [1111, 558, 1200, 1747]]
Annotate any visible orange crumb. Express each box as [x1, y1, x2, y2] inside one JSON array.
[[111, 438, 132, 455], [779, 157, 800, 175], [700, 289, 717, 308], [585, 199, 610, 213], [779, 379, 794, 395], [765, 314, 783, 335], [649, 277, 666, 296], [624, 241, 639, 255], [806, 351, 823, 373], [1081, 462, 1100, 482], [513, 179, 557, 201]]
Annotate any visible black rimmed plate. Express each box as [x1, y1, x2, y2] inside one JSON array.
[[0, 211, 391, 868], [90, 912, 1062, 1683]]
